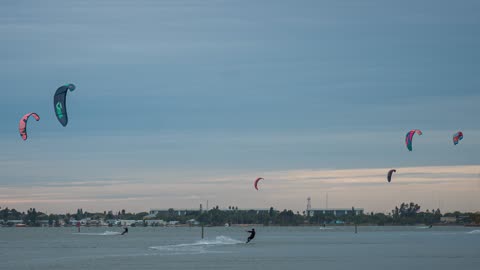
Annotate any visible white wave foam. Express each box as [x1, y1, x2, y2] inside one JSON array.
[[73, 231, 121, 236], [149, 236, 242, 254], [467, 230, 480, 234], [416, 226, 431, 229], [319, 227, 334, 230]]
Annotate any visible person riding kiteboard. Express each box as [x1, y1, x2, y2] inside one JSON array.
[[246, 228, 255, 243]]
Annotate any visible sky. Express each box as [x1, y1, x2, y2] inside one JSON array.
[[1, 0, 479, 214]]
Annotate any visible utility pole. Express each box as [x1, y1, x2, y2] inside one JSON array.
[[353, 206, 357, 234], [307, 197, 311, 217], [326, 192, 329, 209]]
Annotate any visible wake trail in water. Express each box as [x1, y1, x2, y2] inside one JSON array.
[[73, 231, 122, 236], [149, 236, 242, 255], [466, 230, 480, 234]]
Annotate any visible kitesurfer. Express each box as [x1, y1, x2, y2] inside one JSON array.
[[246, 228, 255, 243], [121, 227, 128, 235]]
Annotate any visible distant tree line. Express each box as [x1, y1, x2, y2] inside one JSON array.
[[1, 203, 479, 227], [0, 207, 147, 227]]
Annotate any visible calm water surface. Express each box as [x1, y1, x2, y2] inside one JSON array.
[[0, 226, 479, 270]]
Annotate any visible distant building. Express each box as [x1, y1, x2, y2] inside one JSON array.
[[87, 220, 101, 226], [440, 216, 457, 223], [149, 209, 201, 217], [223, 208, 270, 214], [307, 208, 364, 217], [143, 213, 157, 219], [105, 219, 117, 226], [187, 219, 199, 226], [144, 219, 166, 226], [119, 220, 142, 226], [149, 208, 270, 216], [38, 220, 50, 226], [4, 220, 23, 225]]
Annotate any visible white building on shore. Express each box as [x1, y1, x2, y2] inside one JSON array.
[[306, 208, 364, 217]]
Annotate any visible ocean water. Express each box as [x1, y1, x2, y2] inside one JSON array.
[[0, 226, 479, 270]]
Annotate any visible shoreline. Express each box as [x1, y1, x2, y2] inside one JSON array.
[[2, 223, 479, 228]]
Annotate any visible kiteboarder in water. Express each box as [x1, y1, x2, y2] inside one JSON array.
[[121, 227, 128, 235], [246, 228, 255, 243]]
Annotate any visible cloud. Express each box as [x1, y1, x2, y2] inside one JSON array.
[[1, 165, 479, 214]]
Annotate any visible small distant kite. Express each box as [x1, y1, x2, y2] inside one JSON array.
[[405, 129, 422, 151], [453, 131, 463, 145], [19, 113, 40, 141], [254, 177, 264, 190], [54, 83, 76, 127], [387, 169, 396, 183]]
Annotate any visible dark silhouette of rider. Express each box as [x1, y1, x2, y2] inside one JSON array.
[[246, 228, 255, 243], [121, 227, 128, 235]]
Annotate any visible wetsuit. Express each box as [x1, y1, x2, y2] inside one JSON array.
[[121, 227, 128, 235], [246, 229, 255, 243]]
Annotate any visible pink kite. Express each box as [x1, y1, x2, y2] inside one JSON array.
[[254, 177, 264, 190], [19, 113, 40, 140]]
